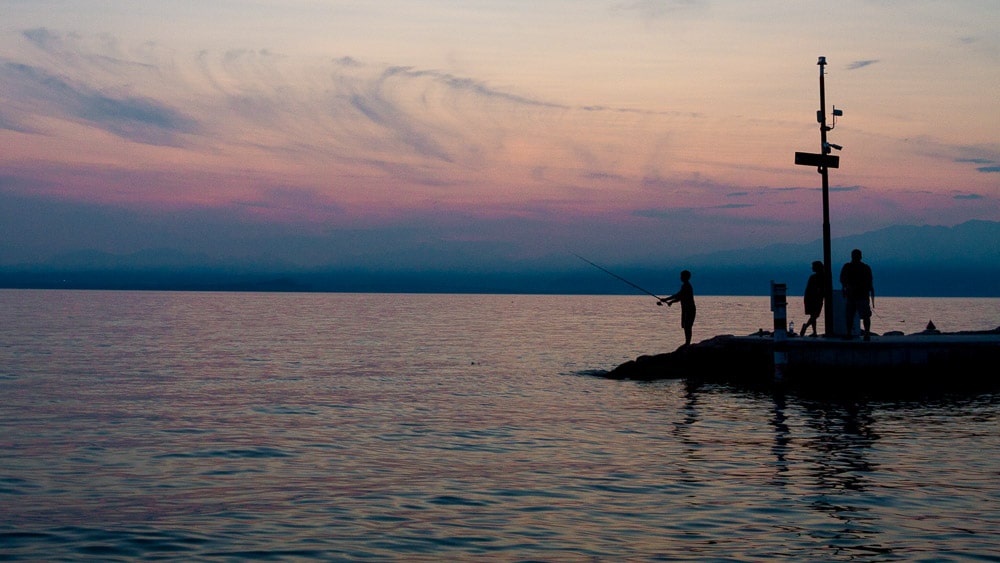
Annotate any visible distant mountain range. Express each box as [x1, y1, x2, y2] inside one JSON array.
[[1, 220, 997, 296], [681, 219, 1000, 296], [693, 220, 1000, 269]]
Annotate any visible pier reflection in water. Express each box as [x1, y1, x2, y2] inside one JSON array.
[[668, 381, 996, 561]]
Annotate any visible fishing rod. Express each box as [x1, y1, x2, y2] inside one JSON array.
[[570, 251, 666, 304]]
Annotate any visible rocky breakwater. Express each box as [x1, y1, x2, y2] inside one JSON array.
[[605, 334, 774, 382]]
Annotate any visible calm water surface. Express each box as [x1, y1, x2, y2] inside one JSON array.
[[1, 290, 998, 561]]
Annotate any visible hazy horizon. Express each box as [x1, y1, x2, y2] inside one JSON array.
[[3, 220, 998, 297]]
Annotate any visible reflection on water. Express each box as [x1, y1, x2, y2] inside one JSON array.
[[668, 385, 999, 561], [1, 290, 998, 561]]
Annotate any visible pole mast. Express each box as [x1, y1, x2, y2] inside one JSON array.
[[795, 57, 843, 336], [818, 56, 834, 337]]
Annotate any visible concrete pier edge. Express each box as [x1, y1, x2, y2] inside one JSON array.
[[604, 329, 1000, 395]]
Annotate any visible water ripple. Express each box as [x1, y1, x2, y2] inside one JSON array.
[[1, 291, 998, 561]]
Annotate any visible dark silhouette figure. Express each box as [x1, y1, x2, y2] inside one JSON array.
[[839, 249, 875, 340], [662, 270, 696, 346], [800, 261, 824, 337]]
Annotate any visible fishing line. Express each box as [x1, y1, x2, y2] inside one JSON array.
[[569, 251, 665, 303]]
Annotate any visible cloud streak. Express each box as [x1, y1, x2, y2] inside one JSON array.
[[847, 59, 880, 70], [1, 40, 199, 146], [614, 0, 710, 20], [3, 28, 738, 219]]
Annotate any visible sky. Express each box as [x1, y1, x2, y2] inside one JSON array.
[[1, 0, 998, 275]]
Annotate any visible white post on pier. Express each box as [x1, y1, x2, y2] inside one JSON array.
[[770, 281, 788, 382]]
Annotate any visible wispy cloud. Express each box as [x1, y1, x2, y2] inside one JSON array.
[[631, 207, 697, 219], [613, 0, 709, 20], [847, 60, 879, 70], [0, 108, 37, 133], [954, 193, 984, 200], [583, 171, 630, 182], [22, 27, 63, 50], [5, 29, 714, 218], [347, 85, 454, 163], [383, 66, 564, 110], [955, 157, 1000, 173], [0, 60, 197, 146], [4, 30, 573, 177]]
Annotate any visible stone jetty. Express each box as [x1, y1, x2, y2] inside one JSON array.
[[604, 328, 1000, 395]]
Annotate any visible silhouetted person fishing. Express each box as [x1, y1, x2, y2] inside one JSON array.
[[800, 261, 824, 337], [570, 253, 696, 346], [839, 249, 875, 341], [661, 270, 696, 347]]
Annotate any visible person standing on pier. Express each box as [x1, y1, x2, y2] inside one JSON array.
[[800, 261, 824, 337], [661, 270, 696, 347], [839, 249, 875, 340]]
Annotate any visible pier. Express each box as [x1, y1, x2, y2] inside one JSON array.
[[604, 329, 1000, 395], [594, 58, 1000, 396]]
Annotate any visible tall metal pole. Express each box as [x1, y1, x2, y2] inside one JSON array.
[[817, 57, 834, 336]]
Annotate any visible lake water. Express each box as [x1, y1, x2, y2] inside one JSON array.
[[2, 290, 998, 561]]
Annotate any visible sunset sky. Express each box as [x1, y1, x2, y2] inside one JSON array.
[[2, 1, 998, 274]]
